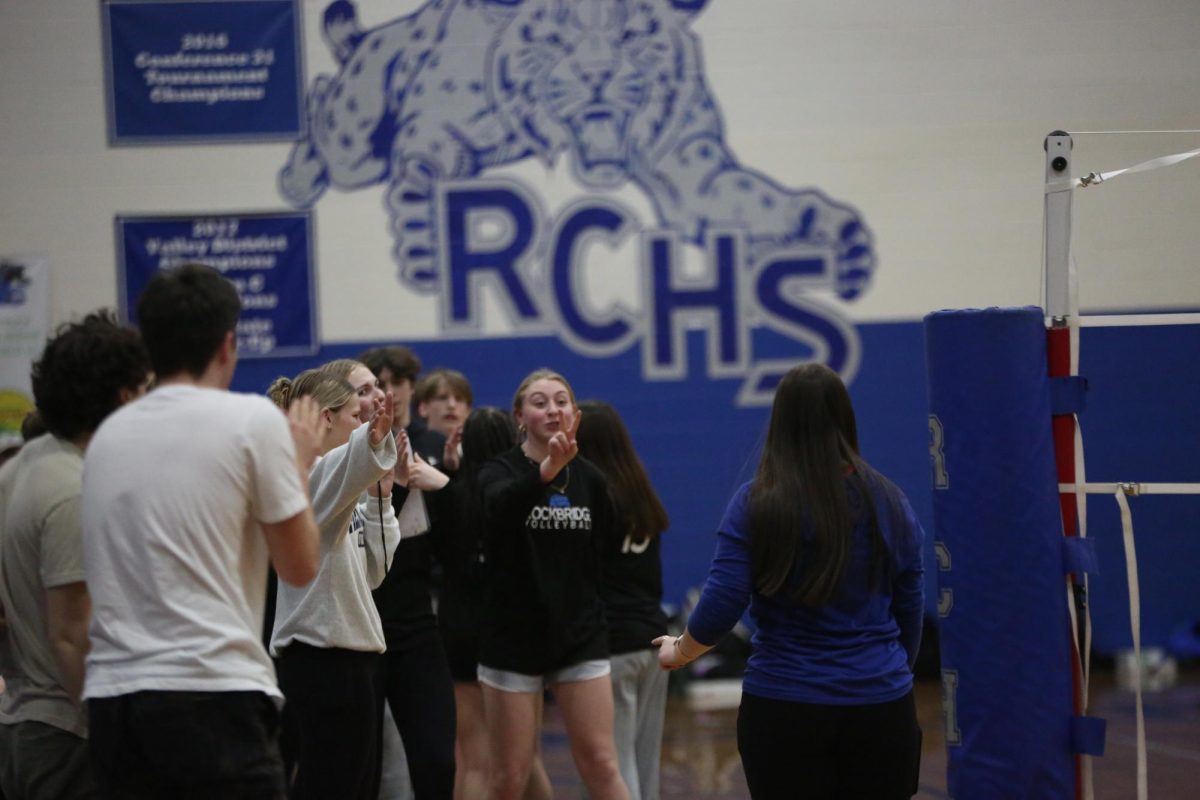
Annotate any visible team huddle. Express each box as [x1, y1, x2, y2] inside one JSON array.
[[0, 263, 926, 800]]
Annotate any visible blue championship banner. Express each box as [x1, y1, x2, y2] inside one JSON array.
[[117, 212, 318, 358], [102, 0, 304, 144]]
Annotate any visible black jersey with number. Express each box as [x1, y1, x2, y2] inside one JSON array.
[[477, 447, 612, 675], [598, 515, 668, 655]]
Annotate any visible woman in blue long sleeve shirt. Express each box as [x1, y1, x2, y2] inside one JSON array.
[[655, 363, 925, 799]]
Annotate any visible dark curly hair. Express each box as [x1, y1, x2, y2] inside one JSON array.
[[32, 310, 151, 441]]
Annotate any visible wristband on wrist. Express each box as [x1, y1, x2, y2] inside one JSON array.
[[675, 635, 697, 663]]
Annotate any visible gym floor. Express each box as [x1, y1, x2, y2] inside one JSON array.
[[536, 669, 1200, 799]]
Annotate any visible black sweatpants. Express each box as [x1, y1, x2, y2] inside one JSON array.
[[736, 690, 921, 800], [276, 644, 380, 800], [88, 690, 285, 799], [376, 625, 457, 800]]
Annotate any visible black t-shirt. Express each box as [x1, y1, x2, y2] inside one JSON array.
[[598, 514, 668, 655], [478, 447, 612, 675], [437, 476, 485, 610], [371, 491, 448, 645], [435, 476, 487, 679]]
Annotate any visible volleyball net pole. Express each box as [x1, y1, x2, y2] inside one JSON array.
[[1043, 130, 1093, 800], [1043, 129, 1200, 800]]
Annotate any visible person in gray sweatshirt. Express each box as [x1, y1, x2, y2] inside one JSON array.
[[268, 366, 400, 800]]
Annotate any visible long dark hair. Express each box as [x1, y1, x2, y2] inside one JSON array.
[[461, 407, 519, 480], [458, 407, 520, 538], [749, 363, 885, 606], [576, 401, 669, 544]]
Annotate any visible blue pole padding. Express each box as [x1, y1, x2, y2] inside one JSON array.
[[925, 307, 1076, 799]]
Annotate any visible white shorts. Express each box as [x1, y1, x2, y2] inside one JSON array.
[[477, 659, 611, 694]]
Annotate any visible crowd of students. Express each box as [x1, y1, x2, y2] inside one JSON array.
[[0, 262, 926, 800]]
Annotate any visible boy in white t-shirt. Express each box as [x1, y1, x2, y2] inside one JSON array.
[[82, 264, 322, 798]]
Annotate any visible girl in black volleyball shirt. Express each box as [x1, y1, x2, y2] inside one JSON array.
[[439, 408, 553, 800], [477, 370, 630, 800]]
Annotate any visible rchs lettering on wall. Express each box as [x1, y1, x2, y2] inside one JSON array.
[[436, 180, 862, 405], [279, 0, 876, 404]]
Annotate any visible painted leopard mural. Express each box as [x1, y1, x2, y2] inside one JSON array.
[[280, 0, 875, 298]]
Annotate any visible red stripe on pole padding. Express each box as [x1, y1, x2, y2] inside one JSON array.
[[1047, 326, 1077, 536], [1047, 324, 1084, 800]]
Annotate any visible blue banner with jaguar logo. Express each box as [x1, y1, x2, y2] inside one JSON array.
[[117, 212, 317, 357], [102, 0, 304, 144]]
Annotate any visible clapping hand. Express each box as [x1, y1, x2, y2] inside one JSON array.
[[443, 424, 463, 472], [407, 452, 450, 491], [394, 430, 412, 488], [393, 430, 449, 492]]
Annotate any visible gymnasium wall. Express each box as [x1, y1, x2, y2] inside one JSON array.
[[2, 0, 1197, 652]]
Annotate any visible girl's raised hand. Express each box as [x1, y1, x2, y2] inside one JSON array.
[[443, 424, 463, 472], [369, 391, 394, 448], [566, 407, 582, 447], [547, 432, 576, 469], [542, 408, 582, 483], [287, 395, 323, 471]]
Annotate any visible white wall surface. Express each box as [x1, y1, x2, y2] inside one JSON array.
[[1, 0, 1198, 335]]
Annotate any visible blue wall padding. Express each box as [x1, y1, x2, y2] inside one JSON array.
[[925, 307, 1076, 799]]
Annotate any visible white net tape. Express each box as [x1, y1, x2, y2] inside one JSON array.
[[1046, 146, 1200, 194]]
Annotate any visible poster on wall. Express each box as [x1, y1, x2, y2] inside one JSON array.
[[0, 256, 49, 449], [116, 212, 318, 358], [102, 0, 304, 144]]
